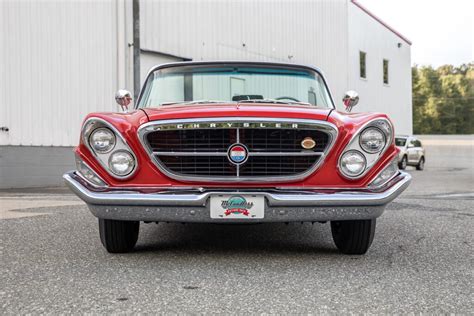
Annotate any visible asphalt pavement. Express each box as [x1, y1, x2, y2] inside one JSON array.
[[1, 135, 473, 313]]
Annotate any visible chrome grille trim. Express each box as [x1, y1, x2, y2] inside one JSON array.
[[138, 117, 338, 183], [152, 152, 229, 157], [152, 151, 324, 157]]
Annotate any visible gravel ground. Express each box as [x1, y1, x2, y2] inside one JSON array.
[[1, 136, 473, 313]]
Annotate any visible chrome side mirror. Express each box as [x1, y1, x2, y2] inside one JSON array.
[[115, 89, 132, 112], [342, 90, 359, 112]]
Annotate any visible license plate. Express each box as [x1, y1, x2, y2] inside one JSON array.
[[210, 194, 264, 219]]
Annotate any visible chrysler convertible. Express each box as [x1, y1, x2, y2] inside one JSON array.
[[64, 61, 411, 254]]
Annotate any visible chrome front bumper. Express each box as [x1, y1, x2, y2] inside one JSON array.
[[63, 171, 411, 223]]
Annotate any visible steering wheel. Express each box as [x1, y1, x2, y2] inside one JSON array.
[[275, 96, 301, 102]]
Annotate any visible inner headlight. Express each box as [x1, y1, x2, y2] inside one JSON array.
[[340, 150, 367, 177], [359, 127, 386, 153], [108, 150, 135, 176], [90, 128, 116, 153]]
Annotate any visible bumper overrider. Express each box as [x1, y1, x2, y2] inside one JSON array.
[[63, 170, 411, 223]]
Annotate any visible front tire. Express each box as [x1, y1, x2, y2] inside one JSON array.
[[416, 157, 425, 170], [99, 219, 139, 253], [399, 155, 407, 170], [331, 219, 376, 255]]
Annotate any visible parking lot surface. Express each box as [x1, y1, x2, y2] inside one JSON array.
[[1, 135, 473, 313]]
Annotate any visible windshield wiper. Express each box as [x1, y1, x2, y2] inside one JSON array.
[[160, 100, 229, 106], [238, 99, 311, 106]]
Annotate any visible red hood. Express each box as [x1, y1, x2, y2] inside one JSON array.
[[142, 103, 332, 121]]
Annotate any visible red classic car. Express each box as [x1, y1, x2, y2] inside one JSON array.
[[64, 61, 411, 254]]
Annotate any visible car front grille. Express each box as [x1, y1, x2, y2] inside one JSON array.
[[139, 118, 337, 182]]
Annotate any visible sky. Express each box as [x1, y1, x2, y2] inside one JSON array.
[[356, 0, 474, 67]]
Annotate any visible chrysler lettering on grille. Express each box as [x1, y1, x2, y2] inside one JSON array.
[[150, 122, 300, 131]]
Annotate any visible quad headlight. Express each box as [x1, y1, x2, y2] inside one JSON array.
[[108, 150, 135, 176], [340, 150, 367, 177], [90, 128, 116, 153], [359, 127, 386, 153], [82, 118, 137, 179], [338, 119, 393, 179]]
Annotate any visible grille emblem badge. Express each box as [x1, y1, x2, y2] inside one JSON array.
[[228, 144, 249, 165], [301, 137, 316, 149]]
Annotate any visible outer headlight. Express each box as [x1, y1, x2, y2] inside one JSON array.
[[359, 127, 386, 153], [90, 128, 116, 153], [108, 150, 135, 176], [340, 150, 367, 177]]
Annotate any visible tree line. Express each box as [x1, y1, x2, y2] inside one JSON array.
[[412, 63, 473, 134]]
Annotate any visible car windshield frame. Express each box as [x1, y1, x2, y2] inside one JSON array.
[[136, 61, 336, 109]]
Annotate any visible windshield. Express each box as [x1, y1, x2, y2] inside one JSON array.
[[138, 64, 333, 108], [395, 138, 407, 146]]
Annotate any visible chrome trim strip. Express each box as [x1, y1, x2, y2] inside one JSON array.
[[137, 117, 338, 183], [152, 151, 324, 157], [153, 152, 228, 157], [248, 152, 323, 157], [63, 170, 411, 207], [138, 117, 334, 131], [235, 129, 241, 176], [81, 117, 138, 180]]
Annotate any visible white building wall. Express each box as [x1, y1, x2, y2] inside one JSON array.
[[140, 0, 412, 135], [0, 0, 133, 147], [0, 0, 412, 146], [347, 2, 413, 134], [140, 0, 350, 108]]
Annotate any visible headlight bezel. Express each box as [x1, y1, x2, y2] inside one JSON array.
[[338, 118, 393, 180], [82, 118, 138, 180]]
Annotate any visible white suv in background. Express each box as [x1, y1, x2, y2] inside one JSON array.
[[395, 136, 426, 170]]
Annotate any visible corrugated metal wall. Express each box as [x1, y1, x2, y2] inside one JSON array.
[[0, 0, 412, 147], [348, 2, 413, 134], [140, 0, 412, 134], [141, 0, 350, 108], [0, 0, 133, 147]]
